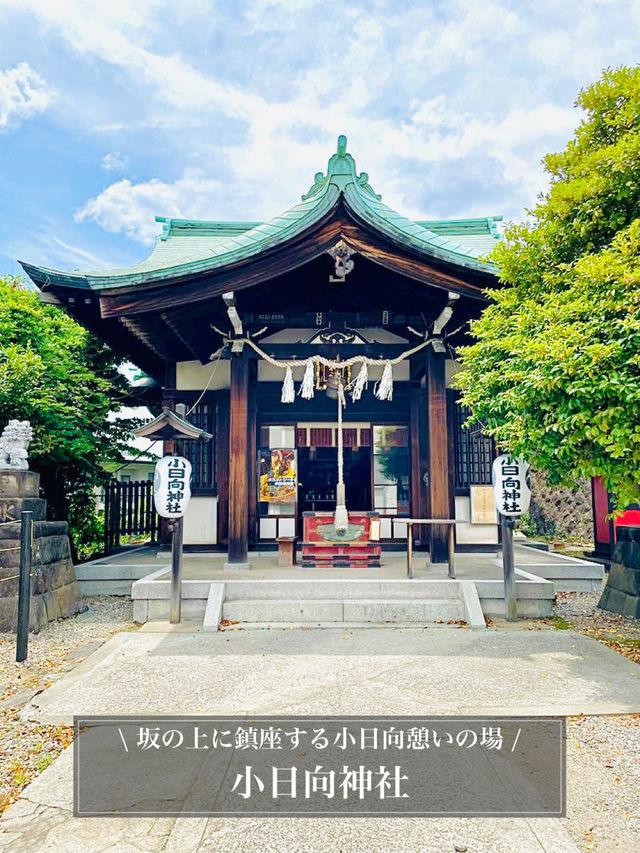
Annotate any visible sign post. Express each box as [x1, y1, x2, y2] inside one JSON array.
[[154, 456, 192, 624], [500, 513, 516, 621], [492, 455, 531, 622], [169, 516, 184, 624]]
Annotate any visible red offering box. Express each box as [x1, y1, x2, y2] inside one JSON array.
[[302, 511, 381, 568]]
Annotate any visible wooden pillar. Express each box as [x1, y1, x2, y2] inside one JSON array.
[[226, 352, 250, 567], [410, 383, 428, 523], [427, 347, 451, 563]]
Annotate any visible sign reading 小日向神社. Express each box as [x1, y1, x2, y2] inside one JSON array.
[[492, 455, 531, 517], [154, 456, 192, 518]]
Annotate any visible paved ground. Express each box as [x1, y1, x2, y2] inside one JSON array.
[[1, 624, 640, 851], [18, 626, 640, 722]]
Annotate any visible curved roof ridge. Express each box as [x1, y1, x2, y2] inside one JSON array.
[[21, 134, 500, 289], [23, 182, 340, 288], [344, 182, 497, 273]]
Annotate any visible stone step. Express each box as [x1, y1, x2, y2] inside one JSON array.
[[221, 597, 465, 624], [219, 621, 464, 630], [223, 579, 460, 602]]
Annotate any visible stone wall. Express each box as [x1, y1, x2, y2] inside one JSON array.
[[0, 470, 83, 632], [0, 518, 84, 631], [528, 471, 593, 543], [599, 526, 640, 618]]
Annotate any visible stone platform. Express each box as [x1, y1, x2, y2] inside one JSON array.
[[599, 525, 640, 618], [0, 469, 83, 631], [77, 543, 603, 628]]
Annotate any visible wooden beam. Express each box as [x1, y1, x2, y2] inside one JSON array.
[[243, 343, 412, 359], [432, 292, 460, 335], [223, 291, 243, 336], [427, 347, 451, 562], [160, 312, 202, 362], [226, 353, 250, 566]]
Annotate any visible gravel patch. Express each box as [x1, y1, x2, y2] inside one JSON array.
[[567, 714, 640, 852], [0, 596, 136, 813], [548, 591, 640, 664], [543, 591, 640, 850], [554, 590, 640, 631]]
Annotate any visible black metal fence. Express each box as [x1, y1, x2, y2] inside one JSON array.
[[104, 480, 160, 553]]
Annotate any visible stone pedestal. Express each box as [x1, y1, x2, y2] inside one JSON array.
[[0, 470, 83, 632], [598, 526, 640, 619]]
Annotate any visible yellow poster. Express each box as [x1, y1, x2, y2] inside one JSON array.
[[259, 449, 297, 503]]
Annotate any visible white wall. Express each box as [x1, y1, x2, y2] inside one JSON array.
[[455, 495, 499, 545], [183, 496, 218, 545], [177, 360, 230, 390]]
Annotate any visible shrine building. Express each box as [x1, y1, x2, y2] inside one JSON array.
[[22, 136, 503, 567]]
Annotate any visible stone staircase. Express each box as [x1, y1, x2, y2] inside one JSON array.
[[131, 569, 556, 625], [206, 578, 486, 630]]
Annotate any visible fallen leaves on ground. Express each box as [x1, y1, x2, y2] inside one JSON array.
[[0, 597, 135, 815]]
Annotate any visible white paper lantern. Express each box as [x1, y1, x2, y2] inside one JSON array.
[[492, 454, 531, 517], [154, 456, 192, 519]]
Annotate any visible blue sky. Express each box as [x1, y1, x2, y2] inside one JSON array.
[[0, 0, 638, 276]]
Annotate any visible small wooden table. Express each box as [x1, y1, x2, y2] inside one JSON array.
[[277, 536, 297, 567], [393, 519, 461, 579]]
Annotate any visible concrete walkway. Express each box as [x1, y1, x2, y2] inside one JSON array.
[[21, 626, 640, 722], [3, 625, 639, 851]]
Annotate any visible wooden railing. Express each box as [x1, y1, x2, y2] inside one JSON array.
[[104, 480, 160, 553]]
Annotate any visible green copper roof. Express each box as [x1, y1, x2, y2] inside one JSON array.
[[21, 135, 501, 290]]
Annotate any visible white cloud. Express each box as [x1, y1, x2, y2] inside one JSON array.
[[75, 168, 224, 243], [2, 0, 637, 261], [0, 62, 55, 127], [73, 100, 579, 243], [403, 0, 523, 73], [101, 151, 130, 172], [1, 0, 260, 116]]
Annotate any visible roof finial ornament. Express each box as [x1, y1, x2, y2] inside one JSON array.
[[302, 134, 381, 201]]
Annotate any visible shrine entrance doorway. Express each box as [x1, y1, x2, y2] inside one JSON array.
[[257, 421, 410, 544], [297, 446, 371, 526], [296, 422, 372, 531]]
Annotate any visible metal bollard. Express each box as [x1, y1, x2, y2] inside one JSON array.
[[16, 511, 33, 662]]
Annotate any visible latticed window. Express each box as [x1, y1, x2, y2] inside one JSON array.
[[450, 393, 494, 489], [175, 400, 216, 492]]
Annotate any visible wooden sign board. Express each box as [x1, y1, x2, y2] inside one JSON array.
[[470, 485, 498, 524]]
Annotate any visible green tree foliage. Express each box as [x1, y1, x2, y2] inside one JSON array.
[[454, 66, 640, 510], [0, 276, 138, 557]]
